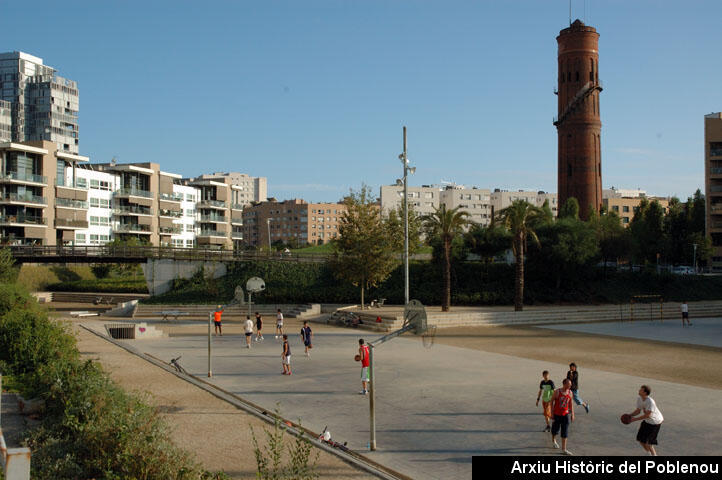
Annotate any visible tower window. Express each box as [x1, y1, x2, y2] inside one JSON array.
[[575, 71, 579, 82], [567, 72, 571, 82], [568, 163, 572, 177]]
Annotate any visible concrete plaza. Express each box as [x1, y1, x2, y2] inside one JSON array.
[[101, 321, 722, 480]]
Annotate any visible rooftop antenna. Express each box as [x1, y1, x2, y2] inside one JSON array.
[[110, 156, 117, 166]]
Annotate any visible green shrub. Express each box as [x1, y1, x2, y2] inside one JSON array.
[[91, 264, 112, 279]]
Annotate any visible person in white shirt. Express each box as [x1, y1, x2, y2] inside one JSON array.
[[626, 385, 664, 456], [681, 301, 691, 326], [275, 309, 284, 339], [244, 316, 254, 348]]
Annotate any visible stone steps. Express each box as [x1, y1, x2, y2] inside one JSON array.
[[37, 291, 149, 304], [132, 304, 319, 319]]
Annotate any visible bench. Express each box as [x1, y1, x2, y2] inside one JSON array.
[[157, 310, 190, 322], [370, 298, 386, 308]]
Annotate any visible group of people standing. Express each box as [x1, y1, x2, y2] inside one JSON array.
[[536, 363, 663, 456]]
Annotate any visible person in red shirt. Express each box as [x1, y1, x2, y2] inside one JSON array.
[[358, 339, 370, 395], [213, 305, 223, 336], [550, 378, 575, 455]]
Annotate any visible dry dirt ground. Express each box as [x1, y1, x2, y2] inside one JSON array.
[[74, 323, 376, 480]]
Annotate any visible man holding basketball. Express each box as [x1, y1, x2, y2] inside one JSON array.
[[624, 385, 663, 456], [358, 339, 370, 395], [550, 378, 574, 455]]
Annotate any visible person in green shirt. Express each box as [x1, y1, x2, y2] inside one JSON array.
[[536, 370, 555, 432]]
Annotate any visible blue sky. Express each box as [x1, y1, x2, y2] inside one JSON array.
[[3, 1, 721, 202]]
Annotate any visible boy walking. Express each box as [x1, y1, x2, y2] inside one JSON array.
[[551, 378, 575, 455], [244, 315, 254, 348], [536, 370, 555, 431], [626, 385, 664, 456], [213, 305, 223, 336], [358, 339, 370, 395], [681, 301, 692, 326], [255, 312, 264, 342], [281, 334, 292, 375], [300, 321, 313, 357], [566, 363, 589, 413], [275, 309, 284, 339]]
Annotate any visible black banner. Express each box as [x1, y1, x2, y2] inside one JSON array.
[[473, 457, 721, 479]]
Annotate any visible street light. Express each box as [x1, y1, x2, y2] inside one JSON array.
[[693, 243, 698, 273], [398, 126, 415, 306], [266, 218, 272, 252]]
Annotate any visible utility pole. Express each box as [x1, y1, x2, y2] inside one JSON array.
[[402, 126, 409, 306], [693, 243, 698, 273]]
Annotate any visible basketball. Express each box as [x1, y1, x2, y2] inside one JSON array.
[[620, 413, 632, 425], [354, 354, 361, 362]]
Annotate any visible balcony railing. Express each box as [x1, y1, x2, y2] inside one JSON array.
[[159, 226, 182, 234], [1, 192, 47, 205], [231, 231, 243, 239], [199, 214, 227, 223], [197, 199, 227, 208], [159, 192, 184, 202], [198, 229, 226, 237], [711, 185, 722, 193], [55, 177, 88, 189], [113, 206, 153, 216], [0, 171, 47, 184], [115, 187, 153, 198], [55, 218, 89, 228], [711, 168, 722, 175], [56, 197, 88, 209], [158, 208, 183, 218], [0, 215, 46, 225], [231, 203, 244, 210], [114, 223, 152, 233], [231, 217, 243, 225]]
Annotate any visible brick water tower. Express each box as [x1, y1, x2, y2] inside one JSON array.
[[554, 19, 603, 219]]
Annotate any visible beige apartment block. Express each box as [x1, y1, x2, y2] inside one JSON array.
[[196, 171, 267, 205], [490, 189, 558, 216], [705, 112, 722, 271], [242, 199, 345, 247], [187, 177, 235, 249], [602, 196, 669, 226], [439, 186, 492, 226], [380, 184, 441, 218], [1, 140, 89, 245]]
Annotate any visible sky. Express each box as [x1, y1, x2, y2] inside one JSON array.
[[3, 0, 721, 202]]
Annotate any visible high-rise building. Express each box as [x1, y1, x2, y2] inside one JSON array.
[[0, 100, 11, 142], [554, 20, 603, 220], [0, 52, 79, 154], [195, 172, 267, 205], [704, 112, 722, 272]]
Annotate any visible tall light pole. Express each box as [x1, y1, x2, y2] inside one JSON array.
[[398, 126, 415, 306], [266, 218, 272, 251], [693, 243, 698, 273]]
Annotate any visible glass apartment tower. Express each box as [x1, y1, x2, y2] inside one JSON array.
[[0, 51, 79, 153]]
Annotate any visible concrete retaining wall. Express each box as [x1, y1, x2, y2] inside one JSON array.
[[141, 259, 227, 296]]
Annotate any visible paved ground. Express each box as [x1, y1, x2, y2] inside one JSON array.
[[84, 318, 722, 480], [538, 317, 722, 348]]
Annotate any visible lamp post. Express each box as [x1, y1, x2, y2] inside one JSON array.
[[398, 126, 415, 306], [266, 218, 272, 252], [693, 243, 698, 273]]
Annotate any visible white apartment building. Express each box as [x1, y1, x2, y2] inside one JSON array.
[[73, 168, 117, 246], [170, 183, 198, 248], [490, 189, 558, 216], [602, 187, 647, 199]]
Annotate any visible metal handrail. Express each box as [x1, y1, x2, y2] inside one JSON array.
[[0, 171, 47, 184], [114, 187, 153, 198], [1, 192, 47, 204], [56, 197, 88, 209]]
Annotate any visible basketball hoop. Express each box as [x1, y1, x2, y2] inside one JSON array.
[[421, 325, 436, 349]]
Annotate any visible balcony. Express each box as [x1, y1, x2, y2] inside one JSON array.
[[231, 203, 244, 210], [231, 231, 243, 239], [198, 229, 226, 238], [113, 205, 153, 216], [0, 171, 47, 186], [711, 168, 722, 175], [710, 204, 722, 214], [0, 192, 47, 206], [710, 185, 722, 194], [159, 225, 182, 235], [0, 215, 47, 226], [56, 197, 88, 209], [114, 187, 153, 199], [196, 199, 227, 209], [55, 218, 89, 229], [159, 192, 184, 202], [231, 216, 243, 225], [114, 223, 152, 234], [158, 208, 183, 218], [199, 214, 227, 223], [55, 177, 88, 190]]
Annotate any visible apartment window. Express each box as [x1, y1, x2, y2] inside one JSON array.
[[185, 209, 195, 217], [90, 179, 111, 190], [89, 198, 109, 208], [623, 217, 630, 224], [185, 224, 194, 232], [186, 193, 195, 201], [75, 233, 86, 242], [612, 205, 619, 212], [710, 142, 722, 157], [186, 239, 194, 248], [90, 216, 110, 226]]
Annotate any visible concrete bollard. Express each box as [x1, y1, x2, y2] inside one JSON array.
[[4, 447, 31, 480]]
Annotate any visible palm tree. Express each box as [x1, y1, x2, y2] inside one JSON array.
[[422, 205, 470, 312], [497, 200, 545, 311]]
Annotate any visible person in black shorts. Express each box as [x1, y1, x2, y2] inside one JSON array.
[[281, 334, 291, 375], [626, 385, 664, 456], [255, 312, 264, 342], [300, 321, 313, 357]]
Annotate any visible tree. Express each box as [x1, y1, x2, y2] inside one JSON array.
[[332, 185, 399, 309], [592, 211, 631, 271], [497, 200, 544, 311], [559, 197, 580, 220], [629, 198, 665, 265], [421, 205, 470, 312], [688, 189, 706, 234], [465, 223, 512, 263], [385, 203, 423, 256]]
